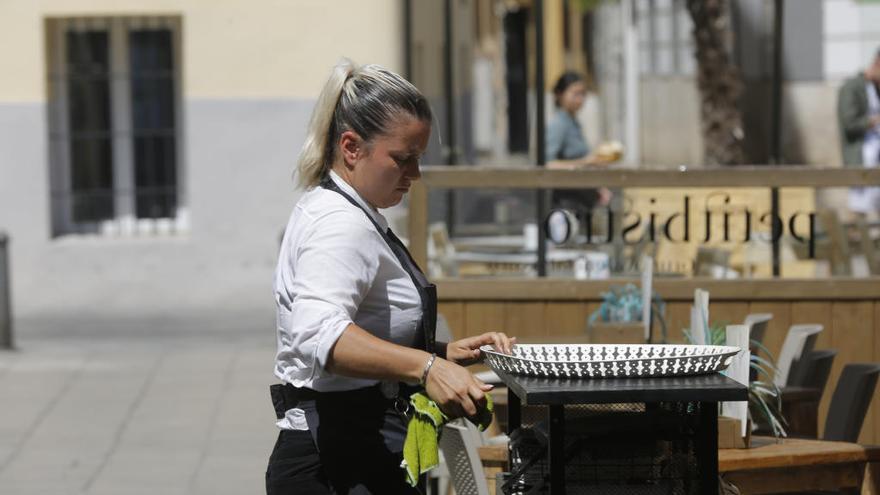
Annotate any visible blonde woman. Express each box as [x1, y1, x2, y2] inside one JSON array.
[[266, 60, 514, 494]]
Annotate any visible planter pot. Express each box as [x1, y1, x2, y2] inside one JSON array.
[[718, 415, 752, 449]]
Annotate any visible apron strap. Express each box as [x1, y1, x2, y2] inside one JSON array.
[[319, 176, 437, 353]]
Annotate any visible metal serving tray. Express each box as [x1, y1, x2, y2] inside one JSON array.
[[481, 343, 741, 379]]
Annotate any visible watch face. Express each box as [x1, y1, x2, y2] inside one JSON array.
[[546, 209, 573, 244]]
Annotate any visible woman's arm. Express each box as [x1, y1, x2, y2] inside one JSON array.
[[546, 155, 611, 169], [327, 323, 431, 383], [328, 324, 494, 418]]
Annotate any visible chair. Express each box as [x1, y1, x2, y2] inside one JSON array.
[[780, 350, 837, 439], [788, 349, 837, 390], [774, 324, 823, 388], [439, 421, 491, 495], [823, 363, 880, 442], [743, 313, 773, 347]]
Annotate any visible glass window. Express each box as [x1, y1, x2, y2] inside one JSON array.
[[48, 17, 184, 236]]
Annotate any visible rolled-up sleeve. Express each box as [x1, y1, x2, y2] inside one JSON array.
[[274, 212, 380, 386]]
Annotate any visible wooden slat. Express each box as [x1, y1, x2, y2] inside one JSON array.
[[790, 302, 835, 436], [419, 166, 880, 189], [791, 302, 834, 351], [710, 302, 750, 329], [748, 303, 793, 365], [502, 302, 547, 339], [407, 181, 428, 269], [662, 301, 692, 344], [867, 302, 879, 445], [544, 302, 590, 338], [438, 302, 465, 341], [831, 302, 876, 444], [876, 303, 880, 445], [464, 302, 506, 338], [718, 437, 867, 471], [436, 278, 880, 301]]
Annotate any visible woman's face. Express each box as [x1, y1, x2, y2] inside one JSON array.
[[339, 115, 431, 209], [560, 81, 587, 114]]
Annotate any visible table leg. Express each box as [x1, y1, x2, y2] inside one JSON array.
[[507, 388, 521, 435], [549, 404, 566, 494], [696, 401, 719, 493]]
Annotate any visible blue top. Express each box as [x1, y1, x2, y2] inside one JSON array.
[[545, 109, 590, 162]]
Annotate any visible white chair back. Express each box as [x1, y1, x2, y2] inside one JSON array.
[[439, 421, 491, 495], [743, 313, 773, 345], [775, 324, 823, 388]]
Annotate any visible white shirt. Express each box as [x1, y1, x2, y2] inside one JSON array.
[[273, 171, 423, 430]]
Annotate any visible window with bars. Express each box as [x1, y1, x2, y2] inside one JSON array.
[[47, 17, 185, 236]]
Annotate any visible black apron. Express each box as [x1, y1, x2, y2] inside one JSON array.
[[267, 176, 437, 495]]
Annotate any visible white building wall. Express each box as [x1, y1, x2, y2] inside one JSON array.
[[824, 0, 880, 81], [0, 1, 404, 323]]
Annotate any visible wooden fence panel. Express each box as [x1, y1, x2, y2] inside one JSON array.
[[831, 302, 876, 443]]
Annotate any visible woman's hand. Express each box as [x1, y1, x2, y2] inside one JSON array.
[[424, 357, 492, 419], [446, 332, 516, 366], [582, 154, 614, 167]]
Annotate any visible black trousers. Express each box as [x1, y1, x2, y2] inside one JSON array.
[[266, 389, 422, 495]]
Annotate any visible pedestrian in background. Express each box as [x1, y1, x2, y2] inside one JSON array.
[[546, 71, 613, 218], [838, 48, 880, 218]]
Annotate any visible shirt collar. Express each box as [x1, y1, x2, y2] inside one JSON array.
[[328, 170, 389, 232]]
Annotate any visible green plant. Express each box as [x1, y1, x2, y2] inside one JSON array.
[[587, 283, 668, 343], [684, 320, 787, 438]]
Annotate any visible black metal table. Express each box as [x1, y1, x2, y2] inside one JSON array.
[[497, 369, 749, 494]]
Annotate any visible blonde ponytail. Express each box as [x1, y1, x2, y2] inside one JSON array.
[[295, 58, 433, 189], [295, 59, 355, 189]]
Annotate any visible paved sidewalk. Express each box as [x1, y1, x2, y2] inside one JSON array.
[[0, 315, 279, 495]]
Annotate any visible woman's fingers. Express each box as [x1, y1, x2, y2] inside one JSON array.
[[473, 376, 493, 392], [459, 394, 478, 417], [485, 331, 515, 354], [424, 358, 491, 419]]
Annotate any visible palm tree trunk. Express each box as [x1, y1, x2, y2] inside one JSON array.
[[686, 0, 746, 165]]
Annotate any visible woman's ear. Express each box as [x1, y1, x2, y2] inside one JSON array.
[[339, 130, 362, 168]]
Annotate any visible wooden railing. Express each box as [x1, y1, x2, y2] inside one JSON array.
[[407, 165, 880, 269]]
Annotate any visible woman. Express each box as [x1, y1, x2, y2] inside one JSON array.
[[546, 71, 612, 212], [266, 59, 515, 495]]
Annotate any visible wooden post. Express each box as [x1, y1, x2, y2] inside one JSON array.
[[408, 182, 429, 269]]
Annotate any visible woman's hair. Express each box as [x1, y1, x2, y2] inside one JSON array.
[[296, 59, 433, 188], [552, 71, 585, 107]]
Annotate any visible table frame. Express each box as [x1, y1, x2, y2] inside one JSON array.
[[500, 370, 747, 494]]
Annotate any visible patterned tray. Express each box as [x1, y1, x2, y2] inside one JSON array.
[[481, 343, 741, 379]]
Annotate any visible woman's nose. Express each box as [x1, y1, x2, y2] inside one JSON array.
[[406, 162, 421, 181]]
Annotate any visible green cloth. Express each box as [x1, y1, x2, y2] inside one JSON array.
[[400, 392, 494, 487], [838, 72, 873, 167]]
